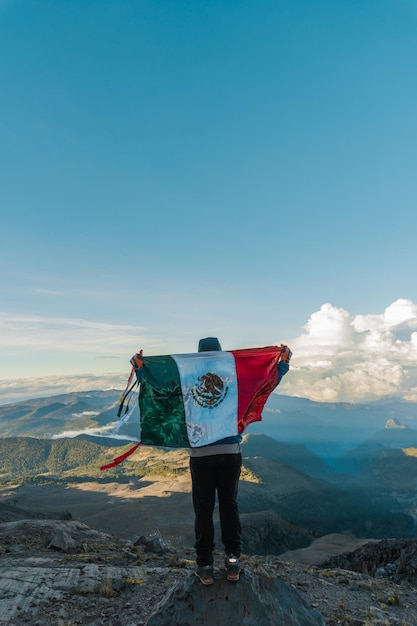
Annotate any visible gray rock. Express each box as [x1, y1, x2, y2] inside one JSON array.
[[134, 534, 166, 555], [47, 528, 77, 552], [145, 569, 325, 626]]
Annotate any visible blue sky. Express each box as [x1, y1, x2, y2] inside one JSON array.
[[1, 0, 417, 404]]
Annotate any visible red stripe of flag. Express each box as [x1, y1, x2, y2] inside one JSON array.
[[231, 346, 280, 433]]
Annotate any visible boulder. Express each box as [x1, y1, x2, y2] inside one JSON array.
[[133, 534, 166, 555], [47, 528, 78, 552], [146, 569, 325, 625]]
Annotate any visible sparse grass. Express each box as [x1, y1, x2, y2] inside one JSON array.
[[387, 589, 402, 606], [355, 580, 373, 591], [318, 568, 338, 578], [364, 608, 392, 626], [337, 613, 354, 625], [332, 599, 362, 626], [125, 577, 144, 585], [377, 588, 402, 607], [365, 607, 376, 619], [100, 577, 114, 598]]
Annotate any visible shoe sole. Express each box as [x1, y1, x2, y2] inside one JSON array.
[[195, 572, 214, 585], [225, 569, 240, 581]]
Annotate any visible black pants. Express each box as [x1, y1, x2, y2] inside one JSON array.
[[189, 453, 242, 566]]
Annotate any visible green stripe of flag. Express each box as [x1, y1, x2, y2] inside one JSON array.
[[139, 355, 189, 447]]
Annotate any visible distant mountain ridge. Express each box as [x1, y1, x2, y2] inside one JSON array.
[[0, 390, 122, 438], [255, 393, 417, 461], [2, 390, 417, 454], [2, 390, 417, 494], [336, 419, 417, 476]]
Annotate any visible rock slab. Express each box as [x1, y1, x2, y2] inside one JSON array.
[[146, 569, 325, 626]]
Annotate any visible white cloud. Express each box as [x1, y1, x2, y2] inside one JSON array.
[[0, 373, 126, 405], [2, 300, 417, 405], [384, 299, 417, 328], [51, 422, 128, 440], [302, 303, 353, 348], [278, 299, 417, 402]]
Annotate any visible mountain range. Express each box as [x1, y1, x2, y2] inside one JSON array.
[[1, 389, 417, 554], [2, 389, 417, 452]]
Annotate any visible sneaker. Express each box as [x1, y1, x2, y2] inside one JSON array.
[[195, 564, 214, 585], [224, 554, 241, 581]]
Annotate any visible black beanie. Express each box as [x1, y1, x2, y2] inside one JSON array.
[[198, 337, 222, 352]]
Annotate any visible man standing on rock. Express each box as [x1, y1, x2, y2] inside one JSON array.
[[191, 337, 291, 585]]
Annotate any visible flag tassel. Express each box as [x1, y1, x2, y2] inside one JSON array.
[[100, 442, 142, 471]]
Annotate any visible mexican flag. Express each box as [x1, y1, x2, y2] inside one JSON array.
[[139, 346, 281, 448]]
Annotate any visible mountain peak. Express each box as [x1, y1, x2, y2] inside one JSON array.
[[385, 418, 406, 429]]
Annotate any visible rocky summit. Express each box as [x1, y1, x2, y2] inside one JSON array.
[[146, 570, 325, 625], [1, 512, 417, 625]]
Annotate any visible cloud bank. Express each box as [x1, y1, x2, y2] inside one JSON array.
[[0, 373, 128, 405], [278, 298, 417, 403], [1, 299, 417, 404]]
